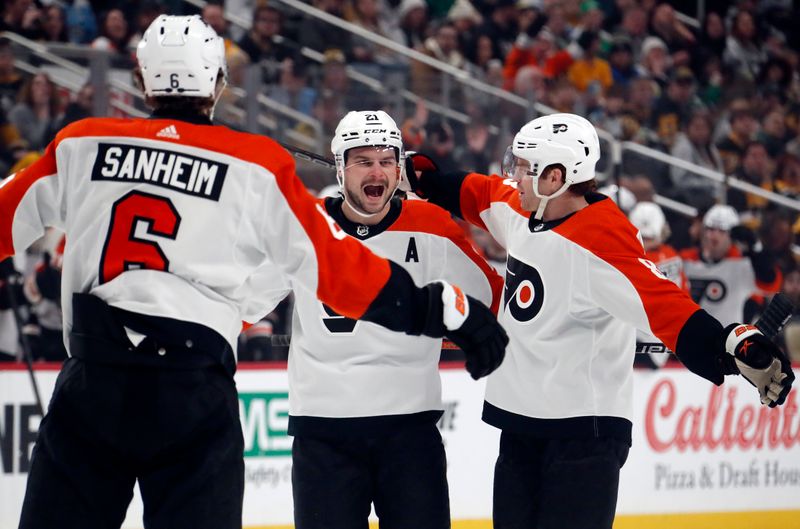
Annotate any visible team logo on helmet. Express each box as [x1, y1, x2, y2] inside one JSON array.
[[504, 255, 545, 323]]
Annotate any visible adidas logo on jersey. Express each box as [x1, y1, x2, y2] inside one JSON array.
[[156, 125, 180, 140]]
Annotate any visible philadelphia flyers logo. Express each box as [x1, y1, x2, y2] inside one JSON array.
[[689, 278, 727, 304], [504, 255, 545, 323]]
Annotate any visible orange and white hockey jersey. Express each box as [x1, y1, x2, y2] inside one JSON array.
[[0, 114, 425, 352], [421, 171, 723, 442], [288, 197, 503, 436], [681, 245, 781, 326]]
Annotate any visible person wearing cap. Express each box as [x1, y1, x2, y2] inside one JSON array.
[[681, 204, 782, 325], [650, 66, 706, 149], [636, 35, 669, 87], [607, 37, 638, 86]]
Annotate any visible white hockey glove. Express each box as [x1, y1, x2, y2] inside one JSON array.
[[722, 324, 795, 407], [423, 281, 508, 380]]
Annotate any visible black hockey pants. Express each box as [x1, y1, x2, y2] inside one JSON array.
[[493, 431, 629, 529], [292, 421, 450, 529], [18, 294, 243, 529]]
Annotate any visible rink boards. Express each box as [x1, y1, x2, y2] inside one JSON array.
[[1, 363, 799, 528]]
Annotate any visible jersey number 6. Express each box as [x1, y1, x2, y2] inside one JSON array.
[[99, 191, 181, 284]]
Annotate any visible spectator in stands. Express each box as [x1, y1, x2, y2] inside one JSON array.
[[57, 82, 94, 130], [717, 108, 758, 174], [454, 117, 492, 174], [512, 65, 547, 104], [502, 28, 573, 91], [570, 0, 605, 39], [298, 0, 354, 60], [545, 78, 580, 114], [8, 72, 62, 151], [625, 76, 656, 127], [425, 120, 458, 172], [636, 35, 670, 88], [465, 34, 502, 86], [727, 141, 776, 215], [475, 0, 518, 57], [397, 0, 428, 49], [589, 84, 626, 139], [651, 67, 705, 149], [648, 2, 695, 65], [91, 8, 133, 65], [696, 11, 727, 62], [202, 1, 244, 63], [270, 57, 317, 117], [1, 0, 44, 40], [724, 9, 765, 82], [447, 0, 483, 52], [681, 204, 780, 325], [758, 109, 790, 158], [412, 22, 466, 98], [0, 37, 24, 113], [127, 2, 165, 50], [346, 0, 405, 64], [0, 106, 26, 176], [614, 5, 648, 55], [607, 37, 638, 87], [567, 30, 612, 95], [41, 5, 68, 43], [759, 209, 796, 273], [237, 5, 293, 66], [669, 110, 724, 207], [774, 153, 800, 200]]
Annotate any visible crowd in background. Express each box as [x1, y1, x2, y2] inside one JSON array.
[[1, 0, 800, 365]]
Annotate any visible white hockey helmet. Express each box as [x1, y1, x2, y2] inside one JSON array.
[[136, 15, 226, 99], [598, 184, 637, 214], [629, 201, 667, 242], [330, 110, 405, 187], [503, 113, 601, 219], [703, 204, 739, 231]]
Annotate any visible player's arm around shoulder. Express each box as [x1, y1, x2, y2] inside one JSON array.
[[404, 153, 522, 230]]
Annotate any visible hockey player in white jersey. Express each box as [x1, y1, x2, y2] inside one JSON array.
[[681, 204, 781, 325], [289, 110, 505, 529], [404, 113, 795, 528], [0, 16, 507, 529]]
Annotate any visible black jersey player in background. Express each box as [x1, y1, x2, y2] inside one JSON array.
[[289, 110, 505, 529], [404, 112, 794, 529], [0, 16, 507, 529]]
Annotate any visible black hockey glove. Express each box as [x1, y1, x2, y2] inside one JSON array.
[[403, 153, 440, 199], [730, 225, 760, 255], [422, 281, 508, 380], [720, 323, 795, 407]]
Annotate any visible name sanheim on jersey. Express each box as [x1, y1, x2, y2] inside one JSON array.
[[0, 117, 414, 351]]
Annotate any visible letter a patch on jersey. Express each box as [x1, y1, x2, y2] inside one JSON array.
[[405, 236, 419, 262]]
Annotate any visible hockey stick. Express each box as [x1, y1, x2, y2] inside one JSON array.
[[4, 273, 45, 417], [636, 292, 796, 354], [279, 142, 336, 170]]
